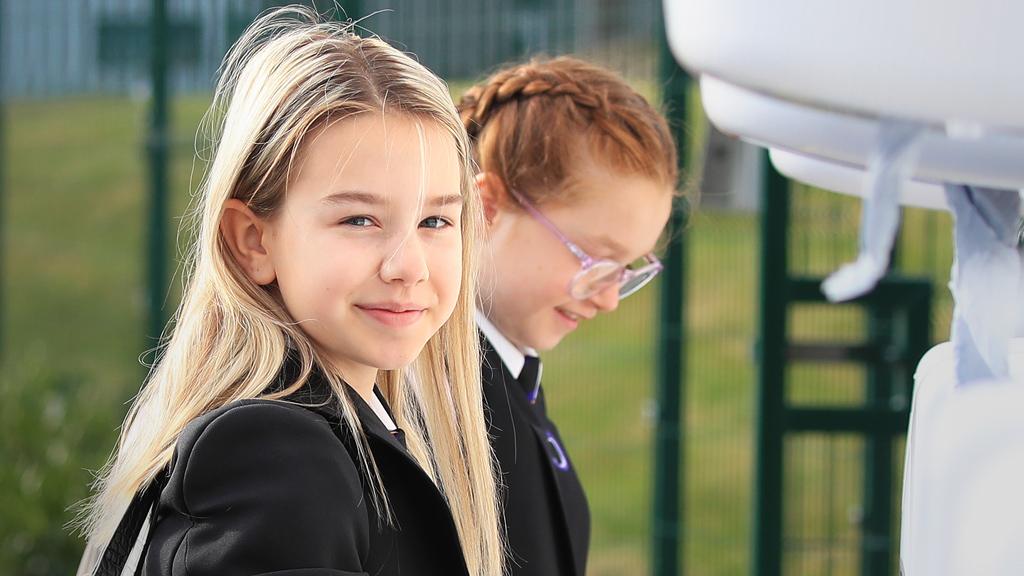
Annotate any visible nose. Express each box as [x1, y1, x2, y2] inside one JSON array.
[[588, 283, 620, 312], [380, 233, 429, 286]]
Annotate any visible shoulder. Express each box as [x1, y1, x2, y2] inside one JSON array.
[[177, 399, 343, 458], [168, 399, 364, 515], [156, 400, 371, 572]]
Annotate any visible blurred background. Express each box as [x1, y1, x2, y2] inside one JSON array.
[[0, 1, 955, 574]]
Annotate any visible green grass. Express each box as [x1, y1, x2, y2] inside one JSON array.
[[0, 92, 955, 576]]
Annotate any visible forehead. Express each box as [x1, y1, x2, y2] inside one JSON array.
[[287, 112, 461, 202], [553, 167, 673, 257]]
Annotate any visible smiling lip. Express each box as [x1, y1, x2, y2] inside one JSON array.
[[555, 307, 581, 329], [356, 304, 426, 328]]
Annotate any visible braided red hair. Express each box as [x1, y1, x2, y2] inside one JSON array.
[[457, 56, 678, 205]]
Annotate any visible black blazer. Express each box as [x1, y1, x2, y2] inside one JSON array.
[[140, 373, 469, 576], [481, 335, 590, 576]]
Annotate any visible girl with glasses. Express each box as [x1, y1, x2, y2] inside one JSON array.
[[458, 56, 680, 576], [77, 7, 503, 575]]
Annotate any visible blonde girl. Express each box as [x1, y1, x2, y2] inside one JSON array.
[[79, 6, 502, 575], [458, 57, 679, 576]]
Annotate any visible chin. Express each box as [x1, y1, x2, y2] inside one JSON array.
[[528, 330, 567, 352], [372, 351, 422, 371], [388, 338, 439, 367]]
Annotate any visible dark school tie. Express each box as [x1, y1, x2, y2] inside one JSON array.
[[518, 356, 571, 470], [519, 355, 542, 404]]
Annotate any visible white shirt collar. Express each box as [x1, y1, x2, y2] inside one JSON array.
[[368, 387, 397, 431], [475, 309, 539, 380]]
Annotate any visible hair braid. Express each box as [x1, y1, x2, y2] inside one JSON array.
[[457, 56, 678, 204], [459, 63, 605, 139]]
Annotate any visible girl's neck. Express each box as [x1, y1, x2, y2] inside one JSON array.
[[327, 358, 378, 404], [347, 376, 378, 405]]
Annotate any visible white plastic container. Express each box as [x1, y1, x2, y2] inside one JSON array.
[[701, 76, 1024, 191], [665, 0, 1024, 192], [903, 342, 1024, 576], [664, 0, 1024, 130], [768, 149, 950, 211]]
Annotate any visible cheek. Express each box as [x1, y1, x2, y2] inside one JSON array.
[[525, 253, 576, 303], [273, 233, 370, 315], [430, 238, 463, 311], [485, 220, 578, 318], [494, 257, 573, 321], [492, 238, 575, 306]]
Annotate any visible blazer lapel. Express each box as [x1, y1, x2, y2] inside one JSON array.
[[481, 336, 590, 576], [526, 392, 589, 576], [280, 365, 418, 473], [348, 388, 409, 456], [277, 361, 470, 576]]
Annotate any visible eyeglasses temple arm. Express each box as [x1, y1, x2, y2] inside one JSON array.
[[507, 187, 594, 265]]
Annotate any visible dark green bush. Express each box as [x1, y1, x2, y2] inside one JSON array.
[[0, 352, 123, 575]]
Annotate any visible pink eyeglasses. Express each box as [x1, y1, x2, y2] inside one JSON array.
[[507, 187, 664, 300]]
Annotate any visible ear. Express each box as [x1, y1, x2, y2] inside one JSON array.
[[474, 172, 510, 227], [219, 198, 277, 285]]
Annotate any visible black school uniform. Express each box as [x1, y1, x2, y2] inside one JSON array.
[[479, 323, 591, 576], [136, 368, 469, 576]]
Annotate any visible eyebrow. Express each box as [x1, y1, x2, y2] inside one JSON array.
[[321, 191, 382, 206], [428, 193, 465, 208], [321, 190, 464, 208]]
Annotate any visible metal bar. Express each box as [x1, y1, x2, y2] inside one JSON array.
[[862, 304, 894, 576], [440, 0, 451, 77], [782, 407, 910, 434], [788, 276, 933, 306], [786, 343, 893, 364], [753, 152, 790, 576], [0, 0, 5, 359], [652, 21, 690, 576], [147, 0, 170, 348], [825, 435, 838, 576], [342, 0, 363, 23], [904, 285, 933, 383]]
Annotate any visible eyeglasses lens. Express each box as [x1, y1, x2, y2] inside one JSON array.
[[618, 269, 658, 298], [570, 262, 622, 300]]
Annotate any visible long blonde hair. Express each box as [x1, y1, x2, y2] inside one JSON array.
[[81, 6, 502, 575]]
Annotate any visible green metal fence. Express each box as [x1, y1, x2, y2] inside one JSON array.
[[679, 127, 954, 576], [653, 34, 690, 576], [751, 169, 948, 576]]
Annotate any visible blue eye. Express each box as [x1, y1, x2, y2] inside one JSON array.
[[341, 216, 375, 227], [420, 216, 453, 229]]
